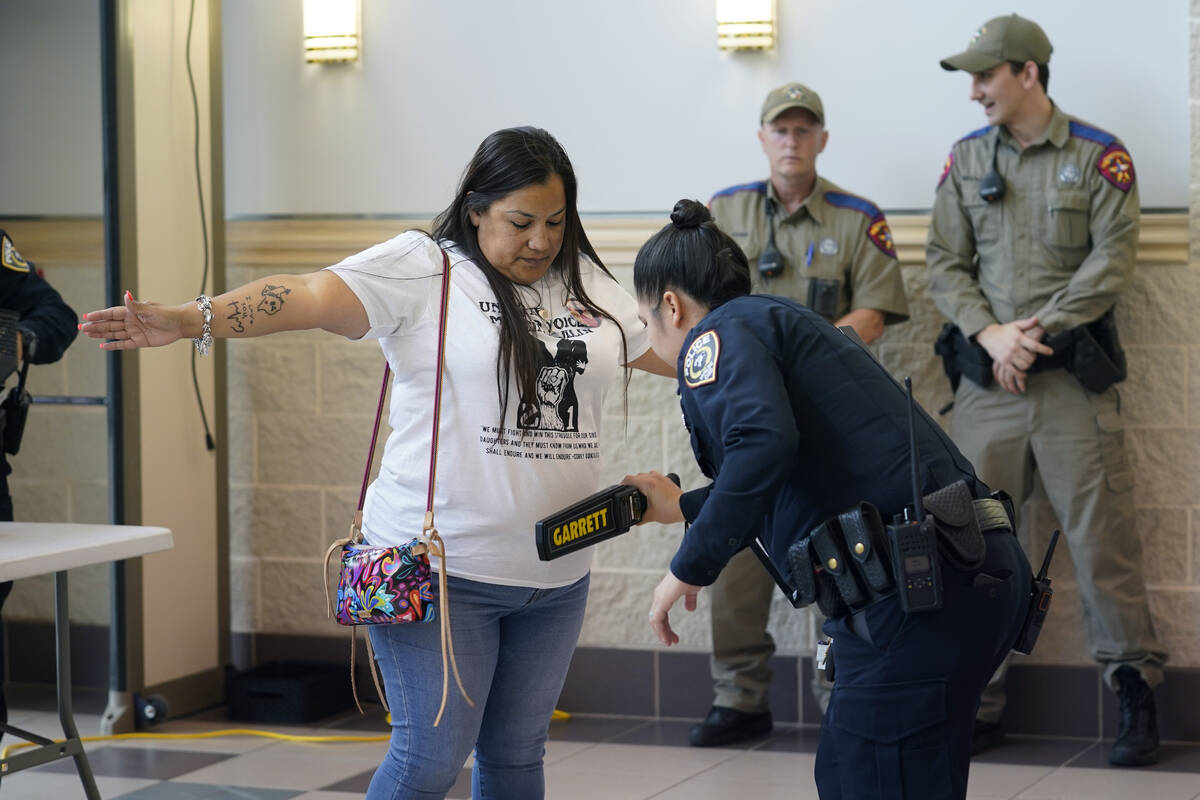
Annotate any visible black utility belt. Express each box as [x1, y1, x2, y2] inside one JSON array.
[[776, 480, 1013, 620], [934, 307, 1127, 397]]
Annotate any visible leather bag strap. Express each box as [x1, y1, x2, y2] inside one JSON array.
[[332, 245, 472, 724]]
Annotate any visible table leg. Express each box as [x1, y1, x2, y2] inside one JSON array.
[[55, 571, 100, 800]]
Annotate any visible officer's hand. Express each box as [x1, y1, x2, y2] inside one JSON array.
[[622, 471, 685, 525], [976, 317, 1054, 372], [80, 291, 189, 351], [648, 571, 701, 646], [993, 360, 1028, 395]]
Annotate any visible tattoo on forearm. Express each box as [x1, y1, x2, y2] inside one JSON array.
[[224, 284, 290, 333], [226, 296, 255, 333], [258, 284, 291, 315]]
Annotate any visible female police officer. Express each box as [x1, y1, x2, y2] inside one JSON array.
[[623, 200, 1033, 799]]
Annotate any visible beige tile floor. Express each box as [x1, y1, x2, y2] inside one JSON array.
[[1, 703, 1198, 799]]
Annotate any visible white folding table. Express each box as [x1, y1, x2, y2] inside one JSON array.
[[0, 522, 173, 798]]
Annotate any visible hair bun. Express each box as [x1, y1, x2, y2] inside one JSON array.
[[669, 199, 712, 230]]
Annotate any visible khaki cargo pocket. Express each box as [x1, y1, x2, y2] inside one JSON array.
[[1043, 190, 1090, 249], [826, 679, 953, 799], [1096, 410, 1134, 492], [961, 185, 999, 243]]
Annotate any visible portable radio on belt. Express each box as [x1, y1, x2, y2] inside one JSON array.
[[1012, 528, 1060, 655], [887, 377, 943, 613], [536, 473, 680, 561]]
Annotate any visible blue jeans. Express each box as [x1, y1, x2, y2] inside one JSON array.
[[365, 572, 589, 800]]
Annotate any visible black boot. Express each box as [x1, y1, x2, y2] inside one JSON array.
[[1109, 666, 1159, 766], [688, 706, 772, 747]]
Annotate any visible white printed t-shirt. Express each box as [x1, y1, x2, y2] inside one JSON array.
[[327, 231, 651, 588]]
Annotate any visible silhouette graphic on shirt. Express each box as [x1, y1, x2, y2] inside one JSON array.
[[518, 338, 588, 432]]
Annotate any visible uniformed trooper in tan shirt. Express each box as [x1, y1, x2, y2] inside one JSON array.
[[928, 14, 1166, 767], [690, 83, 909, 748]]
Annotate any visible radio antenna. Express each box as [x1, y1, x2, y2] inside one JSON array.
[[905, 377, 924, 522]]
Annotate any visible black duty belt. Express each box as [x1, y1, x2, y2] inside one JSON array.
[[935, 307, 1126, 400], [762, 484, 1013, 619]]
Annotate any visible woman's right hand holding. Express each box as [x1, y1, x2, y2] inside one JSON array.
[[80, 290, 196, 351]]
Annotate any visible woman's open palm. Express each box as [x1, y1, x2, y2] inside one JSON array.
[[80, 291, 187, 351]]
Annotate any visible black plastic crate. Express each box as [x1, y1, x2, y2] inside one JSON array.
[[228, 660, 353, 723]]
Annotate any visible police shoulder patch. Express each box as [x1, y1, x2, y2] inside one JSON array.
[[937, 150, 955, 189], [684, 330, 720, 389], [1096, 144, 1135, 192], [1, 234, 31, 273], [867, 214, 897, 259], [824, 192, 896, 259]]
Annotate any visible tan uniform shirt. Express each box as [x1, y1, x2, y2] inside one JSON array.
[[709, 176, 909, 323], [926, 104, 1139, 338]]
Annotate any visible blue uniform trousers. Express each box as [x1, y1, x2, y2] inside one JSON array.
[[814, 530, 1031, 800]]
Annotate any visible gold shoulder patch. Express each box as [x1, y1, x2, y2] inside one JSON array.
[[684, 330, 720, 388], [1096, 144, 1135, 193], [1, 235, 31, 273]]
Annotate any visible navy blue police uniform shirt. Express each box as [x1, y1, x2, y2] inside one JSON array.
[[671, 294, 979, 587], [0, 230, 78, 367]]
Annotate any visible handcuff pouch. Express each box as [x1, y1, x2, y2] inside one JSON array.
[[922, 479, 986, 570]]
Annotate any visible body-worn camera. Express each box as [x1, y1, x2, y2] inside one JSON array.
[[536, 474, 680, 560]]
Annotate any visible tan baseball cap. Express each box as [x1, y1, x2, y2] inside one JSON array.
[[760, 83, 824, 126], [940, 14, 1052, 73]]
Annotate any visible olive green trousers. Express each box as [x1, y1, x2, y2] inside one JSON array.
[[708, 546, 832, 716], [952, 369, 1166, 722]]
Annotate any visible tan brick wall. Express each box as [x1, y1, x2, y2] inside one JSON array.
[[224, 215, 1197, 673], [585, 219, 1200, 672], [4, 207, 1195, 672]]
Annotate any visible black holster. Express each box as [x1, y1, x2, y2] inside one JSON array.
[[1068, 308, 1126, 393], [2, 361, 32, 456], [934, 322, 993, 392], [806, 278, 841, 320]]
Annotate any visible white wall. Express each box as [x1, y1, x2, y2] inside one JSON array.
[[0, 1, 1188, 216], [220, 0, 1188, 215], [0, 0, 103, 216]]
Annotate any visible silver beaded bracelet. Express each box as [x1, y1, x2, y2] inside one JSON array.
[[193, 294, 214, 356]]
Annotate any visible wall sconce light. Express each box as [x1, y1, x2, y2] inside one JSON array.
[[716, 0, 776, 51], [303, 0, 361, 63]]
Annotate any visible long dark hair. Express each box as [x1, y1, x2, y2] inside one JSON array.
[[634, 199, 751, 309], [432, 127, 627, 429]]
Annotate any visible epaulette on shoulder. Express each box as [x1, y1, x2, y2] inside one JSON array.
[[957, 125, 991, 145], [709, 181, 767, 202], [823, 190, 881, 220], [1068, 120, 1117, 147]]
